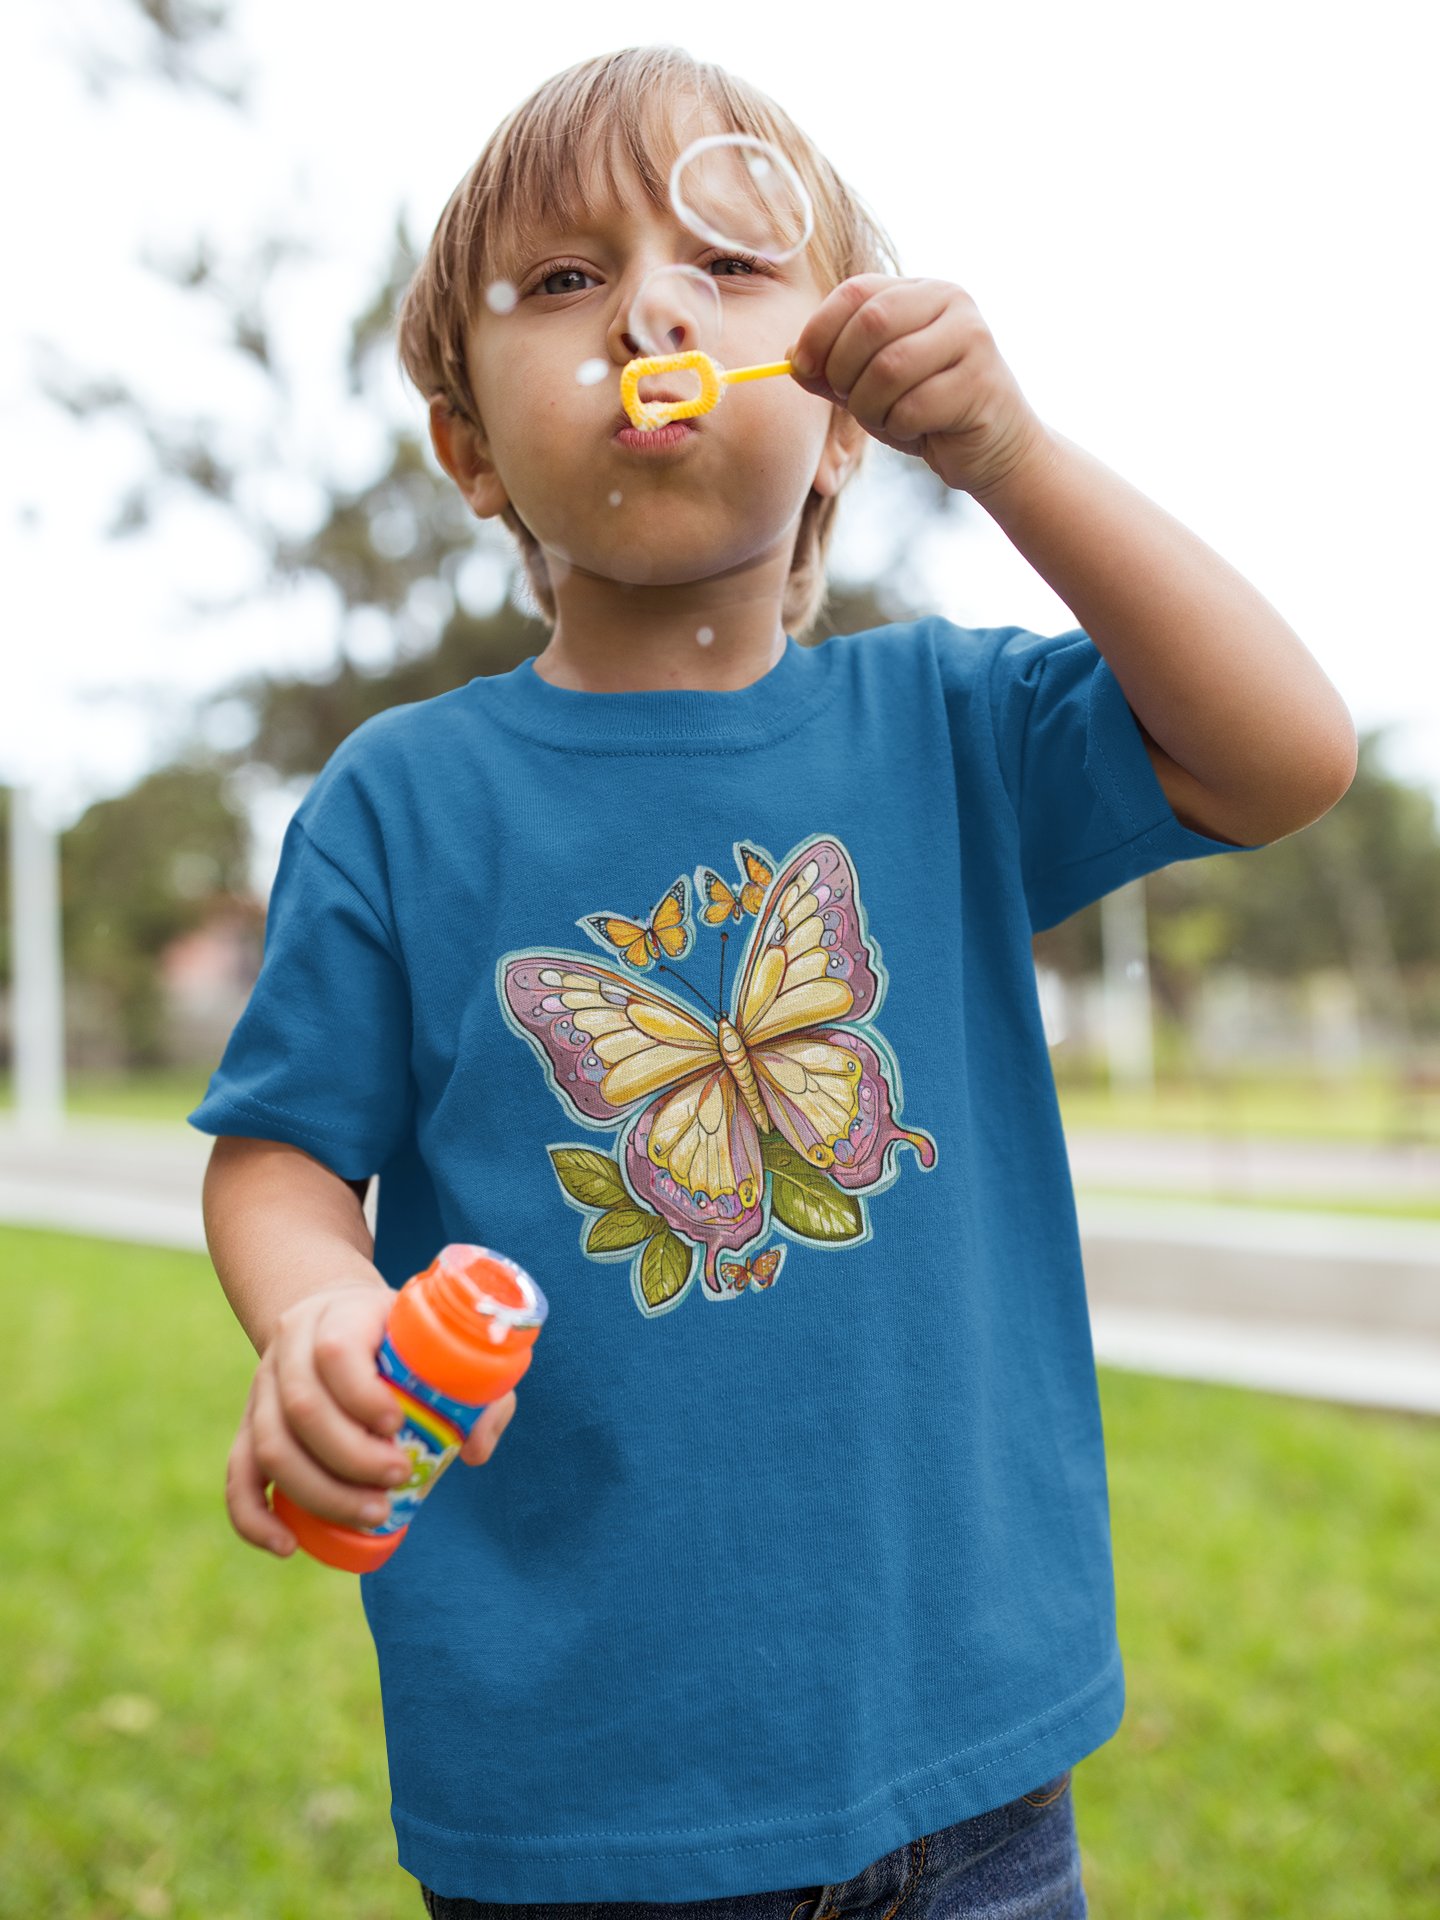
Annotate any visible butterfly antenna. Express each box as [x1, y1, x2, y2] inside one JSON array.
[[717, 932, 729, 1014], [656, 965, 717, 1018]]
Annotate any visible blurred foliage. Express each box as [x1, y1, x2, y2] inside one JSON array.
[[1035, 736, 1440, 1025], [60, 768, 252, 1065]]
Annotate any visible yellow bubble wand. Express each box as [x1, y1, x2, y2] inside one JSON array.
[[619, 135, 814, 431], [620, 351, 792, 432]]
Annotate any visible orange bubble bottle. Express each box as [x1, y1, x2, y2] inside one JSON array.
[[272, 1244, 548, 1574]]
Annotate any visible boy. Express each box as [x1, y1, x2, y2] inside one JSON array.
[[196, 46, 1355, 1920]]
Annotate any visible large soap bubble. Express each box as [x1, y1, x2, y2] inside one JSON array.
[[628, 263, 723, 360], [669, 135, 814, 265]]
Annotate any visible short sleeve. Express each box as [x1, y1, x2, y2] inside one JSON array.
[[188, 818, 414, 1180], [974, 626, 1249, 930]]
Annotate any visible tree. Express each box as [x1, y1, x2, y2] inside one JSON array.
[[61, 766, 251, 1063], [1036, 735, 1440, 1039]]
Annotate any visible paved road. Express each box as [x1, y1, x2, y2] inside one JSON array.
[[0, 1119, 210, 1251], [1068, 1127, 1440, 1202], [2, 1120, 1437, 1414]]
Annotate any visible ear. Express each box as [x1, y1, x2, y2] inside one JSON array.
[[810, 406, 865, 500], [429, 396, 510, 520]]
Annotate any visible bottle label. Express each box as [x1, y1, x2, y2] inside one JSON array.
[[370, 1334, 487, 1537]]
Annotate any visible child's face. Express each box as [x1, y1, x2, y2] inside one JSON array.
[[451, 144, 850, 598]]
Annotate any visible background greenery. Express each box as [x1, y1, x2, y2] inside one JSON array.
[[4, 1224, 1437, 1918]]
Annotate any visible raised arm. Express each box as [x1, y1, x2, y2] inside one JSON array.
[[206, 1135, 513, 1557], [792, 278, 1357, 845]]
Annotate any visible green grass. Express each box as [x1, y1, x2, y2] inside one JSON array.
[[1080, 1373, 1440, 1916], [1058, 1077, 1440, 1145], [0, 1070, 215, 1126], [0, 1228, 414, 1920], [4, 1228, 1439, 1916], [1075, 1189, 1440, 1222]]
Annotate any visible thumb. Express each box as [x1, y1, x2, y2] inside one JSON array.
[[460, 1391, 517, 1466]]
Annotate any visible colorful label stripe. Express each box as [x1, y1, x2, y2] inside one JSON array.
[[370, 1333, 490, 1538]]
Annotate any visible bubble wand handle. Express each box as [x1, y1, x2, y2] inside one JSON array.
[[721, 361, 792, 385], [620, 351, 792, 433]]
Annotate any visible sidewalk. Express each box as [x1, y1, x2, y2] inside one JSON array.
[[0, 1118, 209, 1252], [2, 1119, 1437, 1415]]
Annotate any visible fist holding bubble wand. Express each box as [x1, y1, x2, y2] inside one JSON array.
[[613, 132, 1034, 498]]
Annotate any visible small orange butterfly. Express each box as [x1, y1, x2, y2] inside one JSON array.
[[585, 876, 693, 971], [716, 1246, 785, 1293], [696, 844, 774, 925]]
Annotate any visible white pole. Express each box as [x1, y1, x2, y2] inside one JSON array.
[[9, 787, 66, 1132], [1101, 877, 1154, 1094]]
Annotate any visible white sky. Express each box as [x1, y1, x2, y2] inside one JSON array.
[[2, 0, 1437, 822]]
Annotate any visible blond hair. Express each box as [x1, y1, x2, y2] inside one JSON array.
[[397, 47, 895, 634]]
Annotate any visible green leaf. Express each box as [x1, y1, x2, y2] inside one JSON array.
[[585, 1203, 662, 1254], [761, 1134, 864, 1243], [640, 1229, 693, 1309], [549, 1147, 627, 1211]]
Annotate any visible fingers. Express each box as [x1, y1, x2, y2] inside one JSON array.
[[460, 1390, 516, 1466], [790, 274, 894, 388], [226, 1394, 296, 1556], [789, 276, 1015, 464], [249, 1358, 400, 1527], [309, 1289, 404, 1434], [825, 281, 961, 413], [271, 1290, 409, 1486]]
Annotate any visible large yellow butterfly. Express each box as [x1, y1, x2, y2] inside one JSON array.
[[696, 845, 774, 924], [585, 877, 692, 971], [503, 838, 935, 1291]]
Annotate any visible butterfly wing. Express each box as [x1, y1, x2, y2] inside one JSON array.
[[587, 916, 652, 970], [756, 1027, 936, 1182], [501, 952, 766, 1283], [501, 955, 719, 1128], [731, 839, 935, 1183], [715, 1252, 750, 1292], [750, 1247, 784, 1288], [586, 876, 692, 970], [647, 877, 693, 959], [627, 1068, 766, 1290], [696, 868, 742, 925], [750, 1032, 866, 1169], [737, 845, 774, 917], [734, 838, 881, 1045]]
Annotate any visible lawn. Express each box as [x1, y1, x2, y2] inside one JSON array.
[[1057, 1075, 1440, 1146], [0, 1070, 214, 1127], [2, 1227, 1438, 1918]]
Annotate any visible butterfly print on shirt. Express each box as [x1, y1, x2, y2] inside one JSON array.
[[499, 835, 936, 1318]]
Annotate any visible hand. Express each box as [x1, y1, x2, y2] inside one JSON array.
[[225, 1283, 517, 1556], [790, 275, 1046, 500]]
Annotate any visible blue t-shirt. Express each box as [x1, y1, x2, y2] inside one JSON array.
[[192, 621, 1230, 1903]]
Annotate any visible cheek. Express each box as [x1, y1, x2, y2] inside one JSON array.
[[724, 382, 835, 498]]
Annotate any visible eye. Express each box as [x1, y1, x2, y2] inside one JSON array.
[[708, 254, 759, 278], [539, 266, 599, 296]]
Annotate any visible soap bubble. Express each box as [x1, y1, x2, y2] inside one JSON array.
[[670, 135, 814, 264], [696, 626, 715, 646], [485, 280, 518, 315], [608, 491, 623, 506], [628, 264, 722, 360], [575, 357, 610, 386]]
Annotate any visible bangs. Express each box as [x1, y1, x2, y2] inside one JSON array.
[[401, 47, 894, 422], [397, 47, 895, 636], [461, 52, 863, 290]]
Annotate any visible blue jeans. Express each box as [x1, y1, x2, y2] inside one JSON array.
[[421, 1774, 1085, 1920]]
